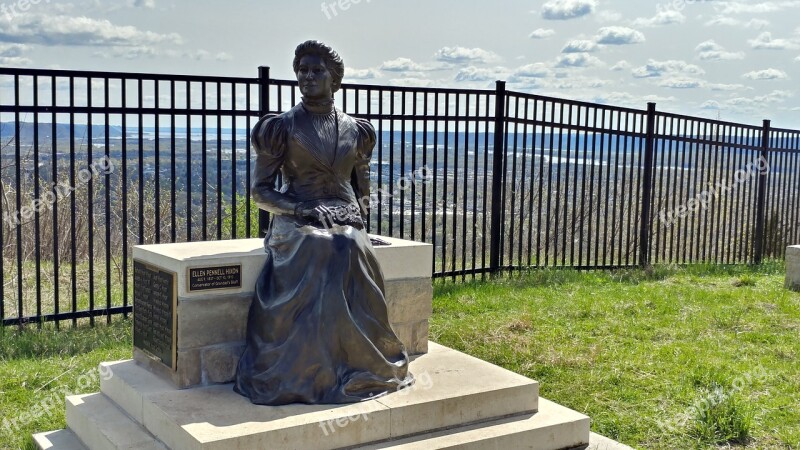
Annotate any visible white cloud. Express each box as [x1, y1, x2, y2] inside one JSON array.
[[742, 68, 789, 80], [590, 91, 676, 108], [0, 43, 30, 65], [715, 1, 800, 14], [610, 60, 630, 71], [659, 77, 705, 89], [555, 52, 603, 68], [529, 28, 556, 39], [561, 39, 599, 53], [749, 32, 799, 50], [0, 14, 181, 47], [595, 27, 645, 45], [723, 90, 793, 112], [347, 68, 381, 80], [632, 60, 705, 78], [434, 46, 500, 64], [379, 57, 428, 72], [701, 100, 722, 110], [94, 47, 232, 61], [388, 77, 434, 88], [708, 83, 749, 91], [705, 17, 770, 29], [695, 40, 746, 61], [596, 10, 623, 22], [511, 63, 552, 79], [183, 50, 231, 61], [549, 76, 609, 90], [541, 0, 597, 20], [131, 0, 155, 8], [796, 55, 800, 61], [634, 10, 686, 27], [454, 66, 508, 82]]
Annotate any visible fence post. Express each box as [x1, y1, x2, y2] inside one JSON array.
[[489, 81, 507, 276], [753, 119, 771, 264], [257, 66, 271, 238], [639, 102, 657, 268]]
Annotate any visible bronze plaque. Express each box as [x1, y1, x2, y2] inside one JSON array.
[[133, 261, 177, 370], [187, 264, 242, 292]]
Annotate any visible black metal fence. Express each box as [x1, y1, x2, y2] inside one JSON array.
[[1, 66, 798, 327]]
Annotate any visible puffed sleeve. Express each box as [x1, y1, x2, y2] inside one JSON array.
[[250, 114, 297, 217], [351, 118, 376, 218]]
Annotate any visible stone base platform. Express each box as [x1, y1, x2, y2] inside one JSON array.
[[34, 343, 594, 450], [787, 245, 800, 291]]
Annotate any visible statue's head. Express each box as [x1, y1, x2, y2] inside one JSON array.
[[293, 40, 344, 97]]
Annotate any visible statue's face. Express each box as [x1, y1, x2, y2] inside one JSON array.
[[297, 54, 333, 99]]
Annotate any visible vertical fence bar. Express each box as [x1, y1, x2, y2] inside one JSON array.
[[201, 82, 208, 241], [231, 83, 238, 239], [170, 80, 177, 243], [489, 81, 506, 275], [50, 76, 59, 328], [639, 103, 656, 268], [155, 81, 162, 244], [186, 82, 193, 241], [257, 67, 270, 237], [14, 75, 23, 326], [753, 119, 771, 264], [33, 76, 42, 327], [441, 93, 449, 276], [245, 82, 252, 238], [87, 77, 96, 326], [122, 80, 129, 317], [216, 82, 223, 240], [70, 77, 77, 326], [138, 79, 144, 245], [104, 78, 112, 323]]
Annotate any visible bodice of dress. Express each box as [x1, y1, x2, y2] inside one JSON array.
[[251, 103, 376, 207]]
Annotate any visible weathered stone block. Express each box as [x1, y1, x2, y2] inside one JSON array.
[[392, 319, 429, 356], [176, 294, 251, 349], [786, 246, 800, 291], [134, 347, 201, 389], [384, 279, 433, 324], [202, 344, 246, 384]]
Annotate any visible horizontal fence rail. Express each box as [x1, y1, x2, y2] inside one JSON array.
[[1, 66, 799, 327]]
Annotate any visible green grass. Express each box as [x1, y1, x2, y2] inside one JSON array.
[[431, 262, 800, 449], [0, 319, 131, 450], [1, 263, 799, 449]]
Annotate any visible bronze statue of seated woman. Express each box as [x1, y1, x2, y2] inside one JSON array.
[[234, 40, 414, 405]]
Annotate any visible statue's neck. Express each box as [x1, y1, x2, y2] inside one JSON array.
[[301, 97, 335, 114]]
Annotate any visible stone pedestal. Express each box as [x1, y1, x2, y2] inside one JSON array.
[[33, 235, 611, 450], [130, 236, 433, 389], [35, 344, 593, 450], [787, 246, 800, 291]]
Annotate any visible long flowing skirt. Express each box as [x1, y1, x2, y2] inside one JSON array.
[[234, 215, 413, 405]]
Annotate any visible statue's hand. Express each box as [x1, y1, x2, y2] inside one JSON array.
[[295, 202, 364, 230], [295, 203, 332, 222]]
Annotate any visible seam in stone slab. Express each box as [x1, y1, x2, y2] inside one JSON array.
[[176, 292, 253, 303], [336, 410, 540, 450]]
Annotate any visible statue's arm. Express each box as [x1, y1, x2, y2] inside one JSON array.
[[352, 118, 377, 219], [250, 114, 298, 217]]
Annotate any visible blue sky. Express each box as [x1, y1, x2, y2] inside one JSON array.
[[0, 0, 798, 128]]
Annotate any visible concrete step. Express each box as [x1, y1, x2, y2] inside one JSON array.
[[33, 429, 87, 450], [355, 398, 589, 450], [98, 342, 546, 450], [66, 393, 166, 450]]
